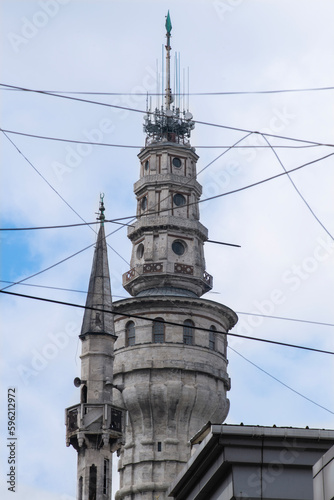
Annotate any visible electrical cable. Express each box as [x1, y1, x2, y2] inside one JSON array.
[[0, 220, 134, 231], [0, 222, 128, 292], [2, 144, 331, 232], [235, 311, 334, 328], [1, 280, 331, 328], [0, 280, 127, 298], [0, 127, 320, 150], [228, 345, 334, 415], [262, 134, 334, 240], [2, 83, 334, 95], [2, 129, 86, 222], [126, 148, 334, 219], [1, 83, 334, 148], [196, 151, 334, 208], [0, 223, 239, 248], [0, 128, 140, 149], [2, 90, 333, 297], [195, 121, 334, 148], [95, 143, 334, 227], [1, 149, 332, 289], [0, 241, 97, 291], [0, 134, 252, 291], [0, 82, 145, 116], [1, 129, 131, 269], [1, 289, 333, 355], [197, 132, 253, 177]]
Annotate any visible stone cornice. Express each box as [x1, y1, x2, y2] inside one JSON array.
[[113, 296, 238, 331]]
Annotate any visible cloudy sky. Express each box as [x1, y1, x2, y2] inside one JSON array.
[[1, 0, 334, 498]]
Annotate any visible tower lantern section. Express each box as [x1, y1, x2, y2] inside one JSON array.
[[123, 142, 212, 297], [122, 15, 212, 299]]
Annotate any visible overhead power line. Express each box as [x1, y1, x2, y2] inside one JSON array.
[[1, 148, 332, 289], [196, 151, 334, 208], [228, 345, 334, 415], [1, 83, 334, 148], [262, 134, 334, 240], [0, 223, 239, 247], [2, 90, 332, 293], [2, 84, 334, 95], [0, 280, 127, 298], [1, 280, 332, 329], [2, 148, 332, 234], [1, 289, 333, 356], [0, 128, 321, 150], [0, 220, 134, 231], [235, 311, 334, 328], [0, 128, 140, 149], [1, 129, 132, 271]]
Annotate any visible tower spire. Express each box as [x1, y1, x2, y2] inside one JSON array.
[[66, 199, 124, 500], [81, 195, 113, 336]]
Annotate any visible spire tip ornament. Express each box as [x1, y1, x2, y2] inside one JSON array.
[[96, 192, 105, 226], [165, 10, 172, 34]]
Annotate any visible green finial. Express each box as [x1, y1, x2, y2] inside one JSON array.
[[97, 193, 105, 226], [165, 11, 172, 34]]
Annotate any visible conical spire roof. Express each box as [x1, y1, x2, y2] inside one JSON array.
[[81, 205, 114, 336]]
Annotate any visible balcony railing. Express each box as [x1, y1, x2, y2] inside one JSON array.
[[123, 264, 213, 288], [65, 403, 124, 447], [203, 271, 213, 288]]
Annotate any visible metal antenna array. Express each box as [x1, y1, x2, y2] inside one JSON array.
[[144, 11, 194, 146]]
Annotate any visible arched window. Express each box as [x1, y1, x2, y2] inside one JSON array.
[[126, 321, 135, 347], [78, 476, 83, 500], [209, 325, 216, 350], [103, 459, 110, 496], [152, 318, 165, 343], [89, 465, 97, 500], [183, 319, 194, 345]]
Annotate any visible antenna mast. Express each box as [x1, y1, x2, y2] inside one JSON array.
[[143, 12, 194, 145], [165, 11, 172, 109]]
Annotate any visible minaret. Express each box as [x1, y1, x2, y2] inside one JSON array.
[[112, 13, 238, 500], [65, 196, 124, 500]]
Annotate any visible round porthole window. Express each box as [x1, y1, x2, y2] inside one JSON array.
[[173, 193, 186, 206], [144, 160, 149, 171], [136, 243, 144, 259], [172, 157, 182, 168], [172, 240, 186, 255], [141, 196, 147, 210]]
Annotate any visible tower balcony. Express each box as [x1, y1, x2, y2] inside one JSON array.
[[65, 403, 125, 452], [122, 262, 213, 297]]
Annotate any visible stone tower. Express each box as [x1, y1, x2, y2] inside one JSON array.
[[112, 13, 238, 500], [65, 198, 124, 500]]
